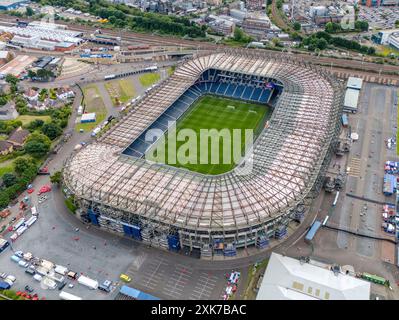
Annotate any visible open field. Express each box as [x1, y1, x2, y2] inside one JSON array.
[[0, 163, 13, 176], [139, 72, 160, 87], [76, 85, 107, 132], [146, 95, 271, 175], [16, 115, 51, 125], [104, 79, 136, 106]]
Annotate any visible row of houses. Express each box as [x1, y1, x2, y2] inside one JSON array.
[[0, 127, 30, 155], [23, 86, 75, 110]]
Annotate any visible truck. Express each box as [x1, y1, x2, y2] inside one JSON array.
[[16, 226, 27, 236], [54, 265, 68, 276], [48, 272, 65, 283], [13, 218, 25, 231], [25, 216, 37, 227], [77, 275, 99, 290], [59, 290, 82, 300]]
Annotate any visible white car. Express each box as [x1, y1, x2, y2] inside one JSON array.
[[5, 275, 16, 282], [14, 250, 24, 258], [33, 274, 42, 282], [18, 260, 29, 268], [68, 283, 74, 288]]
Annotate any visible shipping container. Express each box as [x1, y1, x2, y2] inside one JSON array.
[[305, 221, 322, 242]]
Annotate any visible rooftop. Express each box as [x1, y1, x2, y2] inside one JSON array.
[[256, 252, 371, 300]]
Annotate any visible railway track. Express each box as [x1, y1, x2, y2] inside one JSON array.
[[0, 14, 398, 77]]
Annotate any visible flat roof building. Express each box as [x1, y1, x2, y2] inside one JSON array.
[[0, 0, 29, 11], [256, 252, 371, 300], [347, 77, 363, 90], [343, 88, 360, 113]]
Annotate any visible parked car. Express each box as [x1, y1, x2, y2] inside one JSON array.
[[0, 272, 7, 279], [18, 260, 29, 268], [14, 250, 24, 258], [119, 274, 131, 283], [25, 268, 35, 276], [5, 275, 16, 282], [98, 280, 112, 292], [57, 281, 66, 291], [33, 274, 42, 282], [25, 285, 34, 293]]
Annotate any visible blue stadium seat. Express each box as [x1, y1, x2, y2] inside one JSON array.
[[210, 83, 218, 93], [242, 87, 254, 100], [216, 83, 228, 95], [225, 84, 236, 97], [259, 89, 271, 103], [233, 85, 245, 98], [251, 88, 262, 101]]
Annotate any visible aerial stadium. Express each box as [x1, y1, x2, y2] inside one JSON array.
[[63, 50, 344, 258]]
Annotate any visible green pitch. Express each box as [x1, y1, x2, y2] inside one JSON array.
[[145, 95, 271, 175]]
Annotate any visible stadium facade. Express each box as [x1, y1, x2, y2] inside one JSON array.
[[63, 50, 344, 257]]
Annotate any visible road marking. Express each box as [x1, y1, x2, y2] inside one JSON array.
[[189, 272, 218, 300], [348, 157, 361, 177]]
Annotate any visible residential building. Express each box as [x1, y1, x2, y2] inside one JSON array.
[[0, 140, 13, 155], [23, 88, 39, 105], [56, 86, 75, 100], [388, 32, 399, 50], [7, 127, 30, 148], [256, 252, 371, 300]]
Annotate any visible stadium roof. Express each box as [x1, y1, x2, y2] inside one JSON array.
[[256, 253, 371, 300], [64, 51, 343, 233]]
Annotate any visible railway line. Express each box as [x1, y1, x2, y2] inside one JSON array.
[[0, 14, 398, 78]]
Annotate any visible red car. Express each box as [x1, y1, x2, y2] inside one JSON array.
[[38, 185, 51, 195], [27, 189, 34, 194]]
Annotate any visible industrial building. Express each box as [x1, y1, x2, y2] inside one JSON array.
[[0, 22, 83, 51], [242, 15, 271, 39], [63, 50, 343, 257], [256, 253, 371, 300], [0, 0, 29, 11]]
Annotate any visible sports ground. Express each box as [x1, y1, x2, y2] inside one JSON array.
[[146, 95, 271, 175]]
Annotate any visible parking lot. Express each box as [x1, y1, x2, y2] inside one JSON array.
[[0, 182, 244, 300], [358, 6, 399, 30], [124, 254, 229, 300]]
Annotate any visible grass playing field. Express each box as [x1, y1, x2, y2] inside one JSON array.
[[146, 95, 271, 175]]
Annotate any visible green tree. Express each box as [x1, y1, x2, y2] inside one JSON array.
[[26, 6, 34, 16], [276, 0, 283, 9], [316, 38, 328, 50], [2, 173, 17, 187], [26, 119, 44, 132], [50, 171, 62, 184], [14, 156, 36, 176], [0, 96, 7, 106], [293, 22, 301, 31], [24, 133, 51, 158], [41, 122, 62, 140], [5, 74, 19, 86]]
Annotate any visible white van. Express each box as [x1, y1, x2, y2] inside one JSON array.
[[31, 206, 38, 216], [33, 274, 42, 282]]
